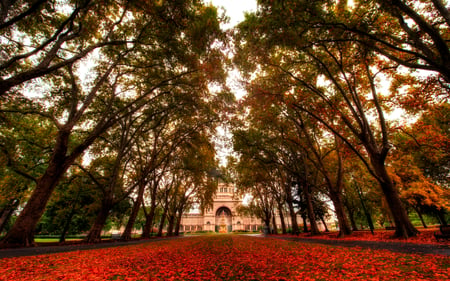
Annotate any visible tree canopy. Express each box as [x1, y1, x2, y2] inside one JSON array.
[[0, 0, 448, 247]]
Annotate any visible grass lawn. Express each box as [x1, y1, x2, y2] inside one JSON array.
[[34, 238, 83, 243], [0, 235, 448, 280]]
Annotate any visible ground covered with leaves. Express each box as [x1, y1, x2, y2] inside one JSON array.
[[0, 235, 448, 280]]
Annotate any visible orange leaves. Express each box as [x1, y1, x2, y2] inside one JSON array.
[[0, 235, 449, 280]]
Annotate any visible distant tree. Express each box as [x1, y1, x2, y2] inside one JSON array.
[[37, 169, 99, 241], [396, 103, 449, 188], [390, 154, 450, 227]]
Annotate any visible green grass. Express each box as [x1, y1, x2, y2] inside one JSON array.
[[34, 238, 82, 243]]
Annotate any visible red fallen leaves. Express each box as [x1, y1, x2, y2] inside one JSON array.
[[0, 235, 448, 280], [280, 228, 450, 245]]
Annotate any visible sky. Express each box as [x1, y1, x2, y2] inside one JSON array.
[[207, 1, 258, 166], [209, 0, 258, 28]]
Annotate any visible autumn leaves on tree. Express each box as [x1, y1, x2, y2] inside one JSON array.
[[231, 0, 449, 239]]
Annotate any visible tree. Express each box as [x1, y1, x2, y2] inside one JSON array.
[[391, 154, 450, 227], [141, 166, 169, 239], [393, 102, 449, 224], [267, 170, 289, 234], [120, 113, 174, 241], [231, 144, 277, 232], [234, 1, 419, 238], [80, 114, 140, 243], [232, 125, 302, 235], [36, 168, 100, 242], [0, 0, 226, 247], [0, 113, 55, 233], [288, 113, 351, 236], [396, 103, 449, 188], [168, 129, 218, 236], [0, 0, 132, 96], [333, 0, 450, 85]]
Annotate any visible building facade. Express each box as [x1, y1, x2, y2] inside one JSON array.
[[180, 182, 328, 233], [180, 182, 261, 233]]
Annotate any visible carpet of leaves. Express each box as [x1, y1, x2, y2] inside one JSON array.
[[281, 228, 450, 245], [0, 235, 448, 280]]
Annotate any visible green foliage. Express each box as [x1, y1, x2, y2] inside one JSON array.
[[0, 0, 231, 245], [36, 170, 100, 235], [0, 111, 56, 219]]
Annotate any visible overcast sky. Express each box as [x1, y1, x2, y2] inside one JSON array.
[[206, 1, 258, 167]]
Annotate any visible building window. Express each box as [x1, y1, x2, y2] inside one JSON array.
[[224, 187, 228, 192], [206, 221, 210, 225]]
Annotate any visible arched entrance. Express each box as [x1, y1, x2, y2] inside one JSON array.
[[215, 207, 232, 233]]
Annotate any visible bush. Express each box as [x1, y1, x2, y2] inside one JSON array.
[[195, 230, 214, 234]]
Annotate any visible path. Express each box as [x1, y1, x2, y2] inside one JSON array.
[[0, 236, 185, 259]]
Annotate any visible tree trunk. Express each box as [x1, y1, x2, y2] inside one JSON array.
[[121, 182, 146, 240], [371, 156, 418, 238], [84, 200, 112, 243], [436, 209, 448, 226], [264, 217, 271, 229], [142, 189, 158, 238], [345, 204, 359, 231], [0, 200, 19, 234], [355, 181, 375, 234], [142, 208, 155, 238], [174, 209, 183, 236], [301, 214, 308, 233], [166, 214, 175, 236], [331, 137, 351, 237], [286, 191, 300, 235], [329, 189, 352, 237], [271, 210, 278, 234], [157, 207, 168, 237], [59, 204, 77, 243], [413, 206, 427, 228], [304, 184, 320, 235], [59, 189, 81, 243], [320, 215, 329, 232], [277, 204, 287, 234], [0, 156, 71, 247]]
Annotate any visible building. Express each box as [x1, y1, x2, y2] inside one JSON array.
[[180, 181, 329, 233], [180, 181, 261, 233]]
